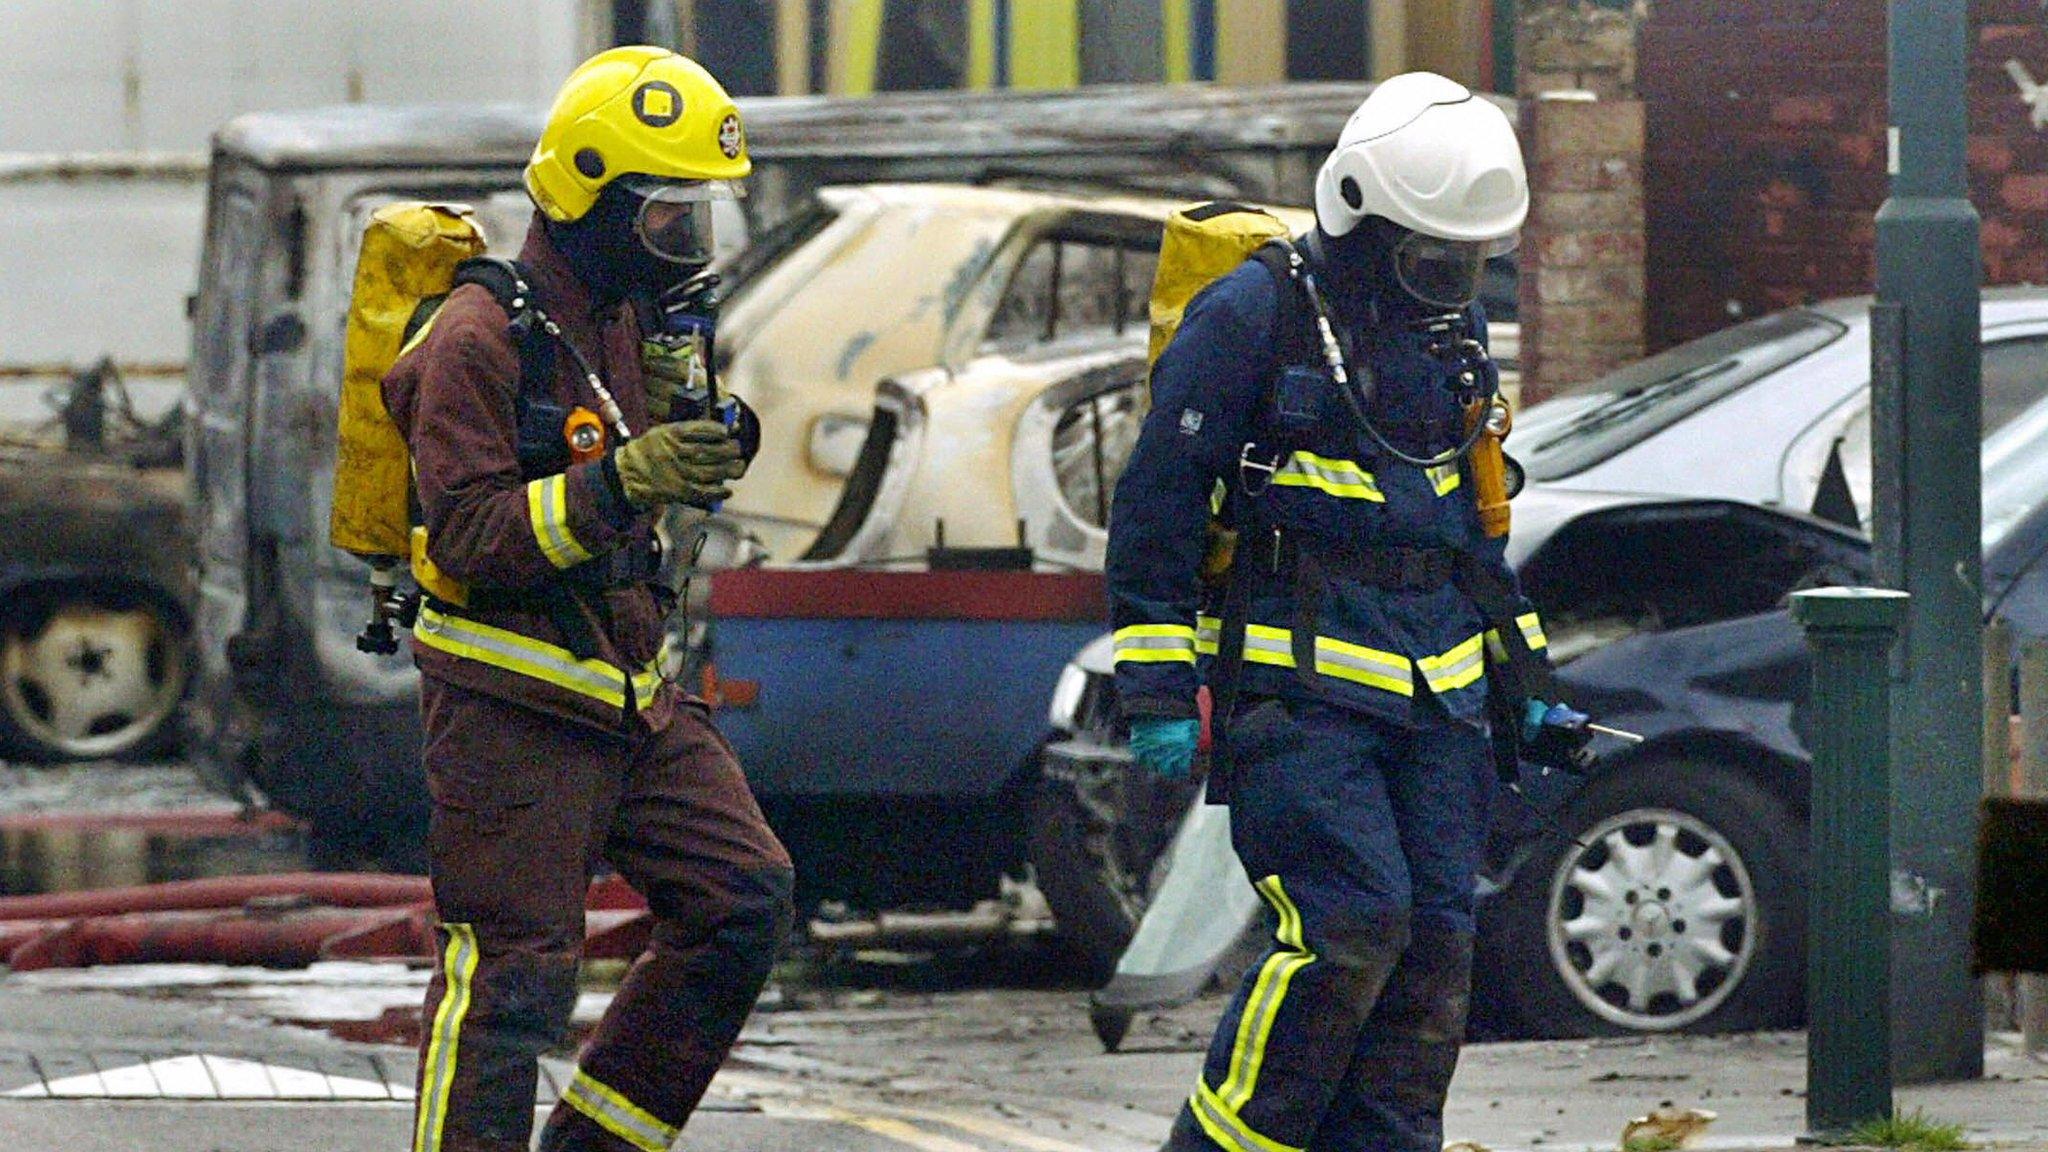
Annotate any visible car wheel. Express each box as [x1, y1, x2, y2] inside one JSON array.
[[0, 588, 190, 762], [1487, 758, 1806, 1037], [1029, 749, 1197, 979]]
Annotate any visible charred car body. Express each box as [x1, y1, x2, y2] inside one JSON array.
[[0, 370, 191, 763], [1043, 290, 2048, 1038], [184, 87, 1386, 904]]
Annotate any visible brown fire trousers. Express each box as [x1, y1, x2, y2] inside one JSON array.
[[412, 676, 792, 1152]]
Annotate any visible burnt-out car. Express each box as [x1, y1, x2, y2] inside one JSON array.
[[0, 374, 191, 763], [1040, 290, 2048, 1038]]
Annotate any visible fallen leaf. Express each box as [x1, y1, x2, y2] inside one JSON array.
[[1620, 1106, 1718, 1152]]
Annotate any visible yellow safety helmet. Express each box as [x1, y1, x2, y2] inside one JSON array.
[[525, 46, 751, 225]]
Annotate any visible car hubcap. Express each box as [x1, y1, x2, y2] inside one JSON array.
[[1546, 806, 1757, 1030], [1, 602, 187, 759]]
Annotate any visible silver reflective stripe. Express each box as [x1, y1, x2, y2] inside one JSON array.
[[1192, 1079, 1304, 1152], [1240, 630, 1296, 668], [528, 475, 595, 570], [1312, 638, 1413, 694], [561, 1070, 678, 1152], [1113, 624, 1199, 665], [414, 605, 627, 707], [413, 924, 478, 1152], [1420, 638, 1485, 693], [1271, 452, 1384, 501]]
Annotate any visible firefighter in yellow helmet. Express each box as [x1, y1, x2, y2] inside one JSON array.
[[387, 47, 791, 1152]]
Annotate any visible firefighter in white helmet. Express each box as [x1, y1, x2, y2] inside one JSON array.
[[1108, 73, 1589, 1152]]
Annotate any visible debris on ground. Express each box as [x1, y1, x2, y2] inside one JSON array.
[[1621, 1106, 1718, 1151]]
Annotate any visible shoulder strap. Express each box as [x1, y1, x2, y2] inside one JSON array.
[[454, 257, 557, 404]]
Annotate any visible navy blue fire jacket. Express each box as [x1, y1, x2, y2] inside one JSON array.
[[1105, 238, 1547, 730]]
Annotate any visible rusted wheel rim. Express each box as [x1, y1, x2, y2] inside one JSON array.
[[1, 601, 187, 759]]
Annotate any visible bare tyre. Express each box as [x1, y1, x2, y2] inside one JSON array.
[[0, 588, 190, 761], [1485, 758, 1806, 1037], [1029, 750, 1196, 980]]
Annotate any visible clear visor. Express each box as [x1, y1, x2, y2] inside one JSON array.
[[629, 177, 744, 266], [1393, 231, 1518, 309]]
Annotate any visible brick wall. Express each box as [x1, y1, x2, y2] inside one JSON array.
[[1640, 0, 2048, 351], [1520, 96, 1648, 402], [1515, 1, 1648, 403]]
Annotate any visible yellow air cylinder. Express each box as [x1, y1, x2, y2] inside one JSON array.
[[1147, 202, 1290, 370], [1466, 396, 1514, 538], [329, 202, 488, 561]]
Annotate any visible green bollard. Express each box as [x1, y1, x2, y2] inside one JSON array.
[[1791, 587, 1908, 1140]]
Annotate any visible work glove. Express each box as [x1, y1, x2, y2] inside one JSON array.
[[1129, 716, 1201, 781], [1522, 699, 1597, 773], [640, 336, 706, 425], [611, 419, 748, 511]]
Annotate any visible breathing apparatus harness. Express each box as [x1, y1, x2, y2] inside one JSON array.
[[359, 257, 667, 666], [1201, 236, 1553, 802]]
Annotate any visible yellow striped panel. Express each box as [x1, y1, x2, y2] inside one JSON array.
[[828, 0, 883, 95], [1518, 612, 1549, 651], [413, 924, 478, 1152], [1216, 0, 1285, 83], [1009, 0, 1081, 89], [775, 0, 811, 95], [1428, 463, 1463, 496], [967, 0, 999, 88], [1163, 0, 1194, 82]]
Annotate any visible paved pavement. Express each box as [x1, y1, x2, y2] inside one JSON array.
[[3, 962, 2047, 1152]]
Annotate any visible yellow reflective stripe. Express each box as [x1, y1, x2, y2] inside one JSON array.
[[1428, 463, 1463, 495], [633, 667, 663, 702], [414, 923, 478, 1152], [415, 604, 629, 709], [1313, 636, 1414, 695], [1216, 876, 1315, 1118], [1192, 1079, 1304, 1152], [1418, 633, 1487, 694], [1518, 611, 1548, 651], [1271, 452, 1384, 502], [1113, 623, 1199, 665], [562, 1070, 678, 1152], [1193, 617, 1297, 668], [527, 475, 595, 570]]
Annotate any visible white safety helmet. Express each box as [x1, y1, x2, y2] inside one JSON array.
[[1314, 72, 1529, 308]]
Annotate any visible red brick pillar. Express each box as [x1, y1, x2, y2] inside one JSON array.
[[1518, 92, 1646, 406]]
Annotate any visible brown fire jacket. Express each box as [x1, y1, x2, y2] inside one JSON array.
[[383, 220, 676, 736]]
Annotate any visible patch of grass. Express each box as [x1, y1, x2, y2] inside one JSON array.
[[1622, 1136, 1684, 1152], [1846, 1108, 1971, 1152]]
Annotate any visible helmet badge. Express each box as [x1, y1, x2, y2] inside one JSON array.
[[718, 113, 744, 159], [633, 81, 684, 128]]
